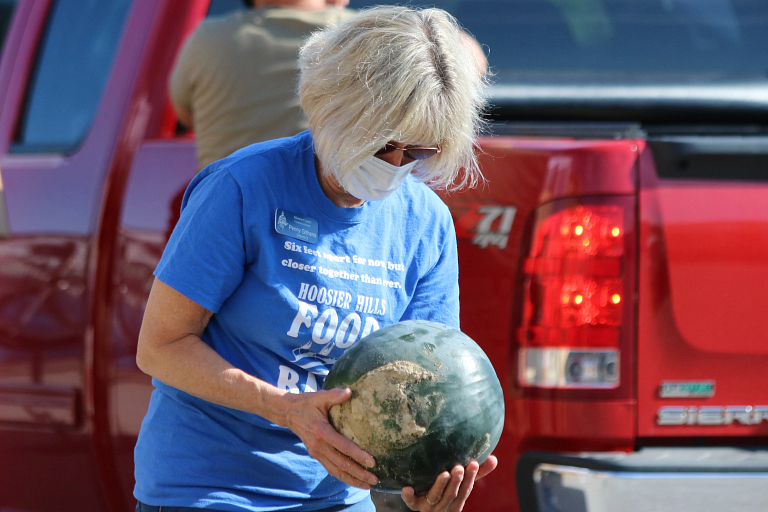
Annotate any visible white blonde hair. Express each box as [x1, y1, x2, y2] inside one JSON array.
[[298, 6, 488, 190]]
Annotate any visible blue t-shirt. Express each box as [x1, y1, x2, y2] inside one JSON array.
[[133, 130, 459, 511]]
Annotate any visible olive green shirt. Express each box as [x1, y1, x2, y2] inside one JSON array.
[[170, 7, 354, 170]]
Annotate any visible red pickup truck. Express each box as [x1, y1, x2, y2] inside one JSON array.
[[1, 1, 767, 511]]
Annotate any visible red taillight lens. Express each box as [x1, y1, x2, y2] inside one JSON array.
[[517, 198, 635, 389]]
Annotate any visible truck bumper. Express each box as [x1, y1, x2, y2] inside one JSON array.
[[516, 448, 768, 512]]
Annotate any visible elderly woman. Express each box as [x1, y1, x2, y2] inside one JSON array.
[[133, 6, 495, 512]]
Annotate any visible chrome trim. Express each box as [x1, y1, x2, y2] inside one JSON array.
[[658, 405, 768, 425], [534, 463, 768, 512]]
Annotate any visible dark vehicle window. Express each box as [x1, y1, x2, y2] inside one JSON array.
[[0, 0, 16, 55], [204, 0, 768, 83], [0, 0, 16, 52], [207, 0, 245, 18], [350, 0, 768, 80], [13, 0, 133, 153]]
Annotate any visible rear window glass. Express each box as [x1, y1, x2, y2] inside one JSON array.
[[0, 0, 16, 55], [14, 0, 134, 153], [332, 0, 768, 80], [207, 0, 245, 18], [202, 0, 768, 84], [455, 0, 768, 78]]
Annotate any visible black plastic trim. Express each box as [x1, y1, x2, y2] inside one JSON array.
[[489, 81, 768, 125], [486, 121, 645, 140], [648, 136, 768, 181]]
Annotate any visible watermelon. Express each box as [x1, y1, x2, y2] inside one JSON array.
[[322, 320, 504, 493]]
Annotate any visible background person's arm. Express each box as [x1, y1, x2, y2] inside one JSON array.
[[168, 25, 199, 128], [173, 106, 194, 129]]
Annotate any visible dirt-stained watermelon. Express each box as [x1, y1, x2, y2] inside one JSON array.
[[322, 320, 504, 493]]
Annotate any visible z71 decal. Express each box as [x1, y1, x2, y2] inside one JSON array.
[[452, 204, 518, 250], [471, 206, 517, 250]]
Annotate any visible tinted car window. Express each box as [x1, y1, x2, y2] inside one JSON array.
[[350, 0, 768, 79], [0, 0, 16, 55], [202, 0, 768, 88], [14, 0, 133, 153], [208, 0, 245, 18]]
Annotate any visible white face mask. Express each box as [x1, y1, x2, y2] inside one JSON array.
[[337, 155, 417, 201]]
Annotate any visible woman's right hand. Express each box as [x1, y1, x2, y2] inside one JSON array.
[[280, 387, 379, 489]]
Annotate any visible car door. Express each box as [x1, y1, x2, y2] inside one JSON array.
[[0, 1, 145, 511]]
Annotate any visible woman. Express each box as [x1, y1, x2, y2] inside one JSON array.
[[134, 6, 495, 512]]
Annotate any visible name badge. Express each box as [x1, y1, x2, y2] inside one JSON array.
[[275, 208, 318, 244]]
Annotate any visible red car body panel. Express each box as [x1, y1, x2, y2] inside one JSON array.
[[636, 151, 768, 439], [0, 1, 205, 511], [446, 137, 639, 511], [109, 139, 198, 506]]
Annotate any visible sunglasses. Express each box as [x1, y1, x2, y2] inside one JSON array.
[[375, 142, 442, 161]]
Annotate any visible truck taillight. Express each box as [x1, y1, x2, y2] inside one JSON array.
[[517, 197, 635, 390]]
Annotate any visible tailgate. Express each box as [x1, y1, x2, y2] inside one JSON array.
[[637, 136, 768, 437]]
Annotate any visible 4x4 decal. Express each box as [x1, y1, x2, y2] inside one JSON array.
[[472, 206, 517, 249], [453, 204, 518, 250]]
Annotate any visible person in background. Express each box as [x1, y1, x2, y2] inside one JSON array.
[[135, 6, 495, 512], [170, 0, 354, 170]]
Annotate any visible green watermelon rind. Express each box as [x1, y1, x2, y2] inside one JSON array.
[[323, 320, 505, 493]]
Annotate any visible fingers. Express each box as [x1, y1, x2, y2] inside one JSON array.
[[320, 389, 377, 469], [428, 469, 455, 507], [283, 388, 378, 488], [400, 486, 420, 511], [319, 417, 376, 469], [439, 465, 465, 510], [476, 455, 498, 480], [323, 387, 353, 406], [427, 470, 453, 507], [315, 448, 378, 489], [401, 470, 452, 511], [302, 421, 378, 488], [401, 460, 486, 512], [286, 388, 375, 467], [452, 461, 479, 511]]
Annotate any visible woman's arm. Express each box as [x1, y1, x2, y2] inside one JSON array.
[[136, 277, 378, 489]]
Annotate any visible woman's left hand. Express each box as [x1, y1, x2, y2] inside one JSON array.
[[400, 455, 498, 512]]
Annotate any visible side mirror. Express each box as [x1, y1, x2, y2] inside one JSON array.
[[0, 167, 10, 239]]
